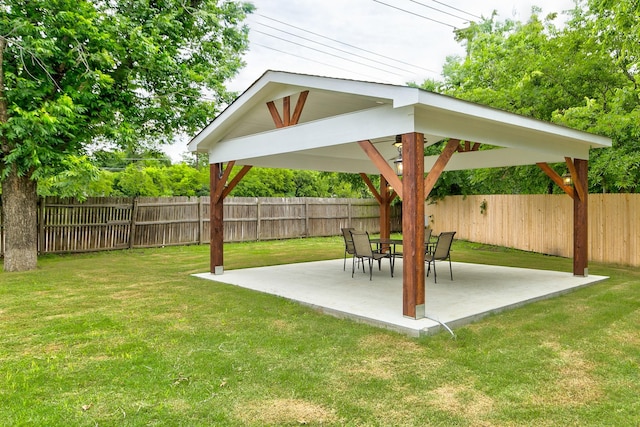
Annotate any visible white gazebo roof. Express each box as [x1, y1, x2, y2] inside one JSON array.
[[189, 70, 611, 173], [193, 70, 612, 319]]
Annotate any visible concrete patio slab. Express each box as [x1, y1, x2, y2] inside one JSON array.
[[193, 259, 608, 337]]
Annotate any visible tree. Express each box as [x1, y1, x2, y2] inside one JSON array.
[[36, 155, 101, 199], [230, 167, 297, 197], [114, 164, 164, 197], [553, 0, 640, 193], [165, 162, 209, 196], [0, 0, 253, 271], [419, 2, 640, 196]]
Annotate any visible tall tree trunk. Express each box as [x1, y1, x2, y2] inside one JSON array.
[[2, 165, 39, 272]]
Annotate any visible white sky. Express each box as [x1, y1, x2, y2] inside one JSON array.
[[169, 0, 577, 161]]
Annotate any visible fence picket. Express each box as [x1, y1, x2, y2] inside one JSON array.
[[5, 194, 634, 267], [425, 194, 638, 267], [0, 196, 392, 256]]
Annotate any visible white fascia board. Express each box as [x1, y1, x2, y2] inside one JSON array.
[[391, 88, 421, 109], [426, 147, 589, 172], [417, 92, 611, 149], [189, 79, 286, 152], [416, 111, 606, 158], [207, 105, 416, 163], [265, 71, 412, 102]]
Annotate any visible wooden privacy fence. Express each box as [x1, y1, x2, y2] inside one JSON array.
[[3, 194, 637, 266], [0, 196, 399, 255], [426, 194, 640, 267]]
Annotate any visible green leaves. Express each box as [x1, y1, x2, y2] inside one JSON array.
[[1, 0, 252, 180], [36, 155, 101, 200], [422, 1, 640, 195], [1, 95, 82, 179]]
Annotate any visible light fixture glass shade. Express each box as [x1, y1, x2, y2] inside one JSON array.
[[394, 154, 403, 176], [392, 135, 403, 176], [562, 173, 572, 186]]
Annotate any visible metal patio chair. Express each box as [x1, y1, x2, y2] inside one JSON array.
[[425, 231, 456, 283], [341, 227, 356, 271], [350, 230, 394, 280], [424, 226, 434, 255]]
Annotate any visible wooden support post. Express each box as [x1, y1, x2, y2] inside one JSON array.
[[207, 162, 252, 274], [402, 132, 425, 319], [537, 159, 589, 276], [210, 163, 224, 274], [574, 158, 588, 276], [380, 175, 391, 241]]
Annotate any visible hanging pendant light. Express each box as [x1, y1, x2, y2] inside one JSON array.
[[393, 135, 403, 176]]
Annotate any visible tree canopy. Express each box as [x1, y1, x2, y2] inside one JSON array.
[[0, 0, 253, 271], [419, 0, 640, 195], [35, 152, 372, 199]]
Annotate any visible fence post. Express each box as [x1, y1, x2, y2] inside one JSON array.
[[256, 198, 261, 241], [305, 198, 310, 237], [198, 196, 204, 245], [348, 200, 352, 227], [129, 197, 139, 249]]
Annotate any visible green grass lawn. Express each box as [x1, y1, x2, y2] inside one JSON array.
[[1, 237, 638, 426]]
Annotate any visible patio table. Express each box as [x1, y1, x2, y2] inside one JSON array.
[[370, 238, 402, 273], [370, 238, 435, 259], [370, 238, 403, 257]]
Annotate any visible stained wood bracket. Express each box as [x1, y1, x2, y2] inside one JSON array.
[[210, 162, 253, 203], [536, 157, 585, 201], [266, 90, 310, 128], [424, 138, 460, 197], [565, 157, 587, 201], [358, 140, 404, 199], [212, 90, 312, 204], [456, 140, 481, 152], [222, 165, 252, 200], [359, 173, 397, 204]]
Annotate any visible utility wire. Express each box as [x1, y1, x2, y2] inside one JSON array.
[[253, 43, 395, 83], [254, 21, 431, 75], [372, 0, 458, 29], [408, 0, 471, 22], [256, 13, 438, 74], [430, 0, 482, 20], [252, 29, 406, 77]]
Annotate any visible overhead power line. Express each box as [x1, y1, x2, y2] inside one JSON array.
[[253, 43, 395, 83], [253, 29, 406, 77], [430, 0, 482, 20], [256, 13, 438, 74], [254, 21, 433, 75], [408, 0, 472, 22], [372, 0, 458, 29]]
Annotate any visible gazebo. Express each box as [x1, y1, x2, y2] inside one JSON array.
[[188, 70, 611, 319]]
